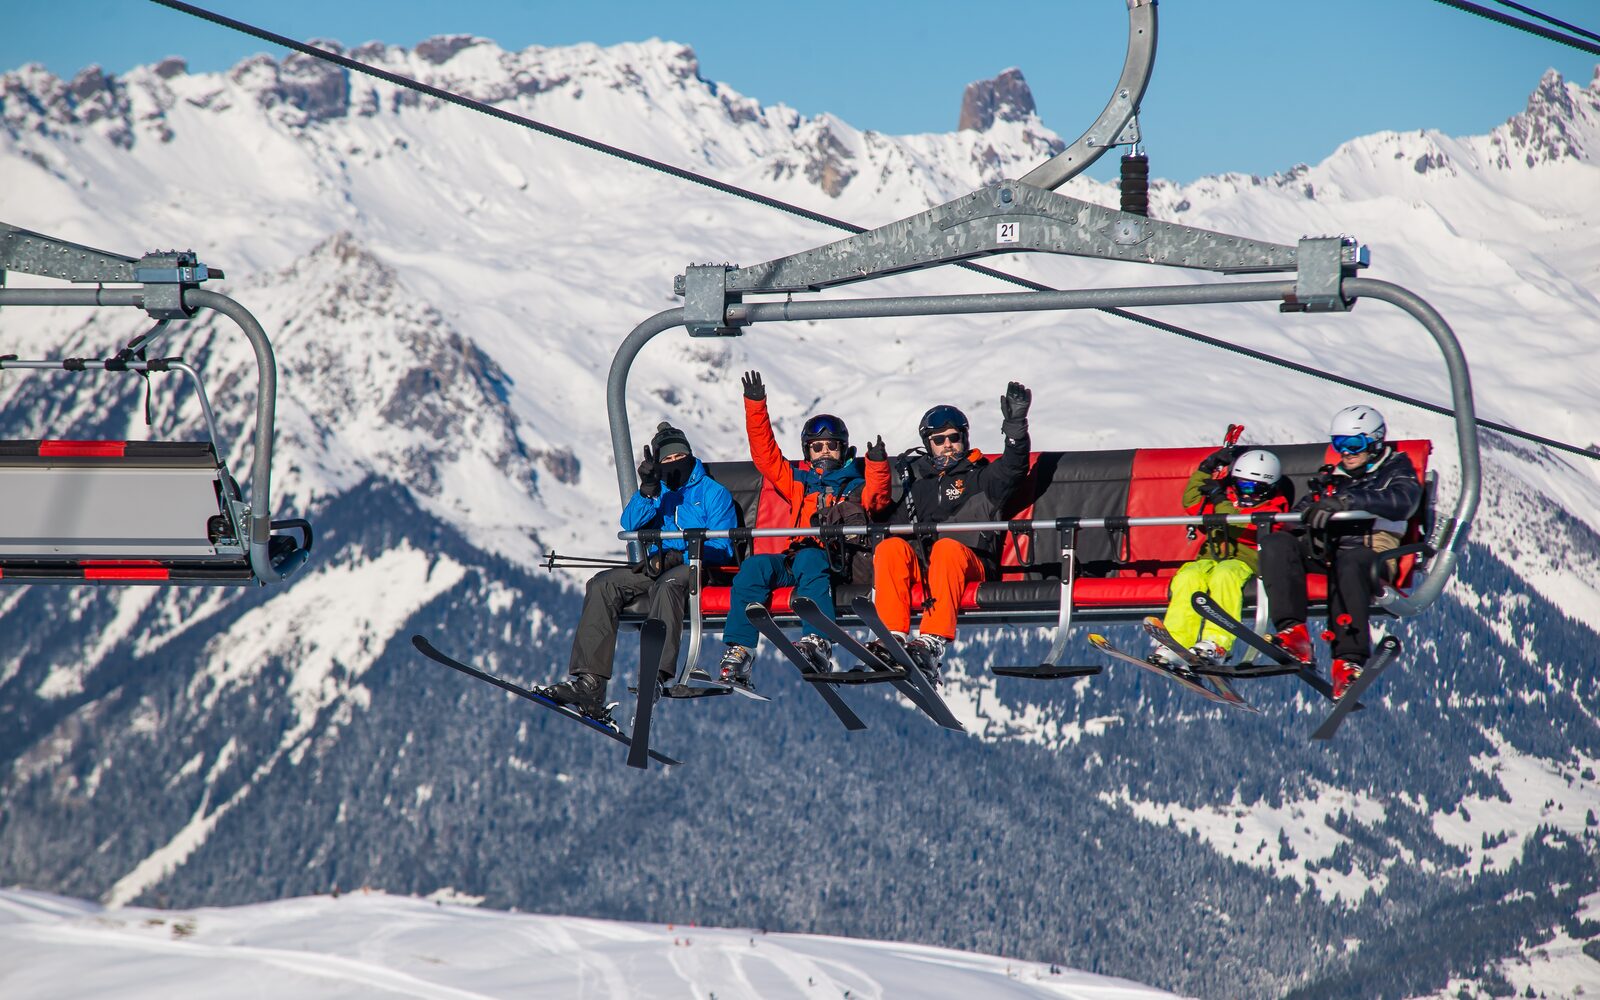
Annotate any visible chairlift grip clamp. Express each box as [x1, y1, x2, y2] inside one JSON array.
[[1282, 236, 1368, 314], [678, 264, 742, 337]]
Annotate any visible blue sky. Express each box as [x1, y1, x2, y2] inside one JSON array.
[[5, 1, 1598, 182]]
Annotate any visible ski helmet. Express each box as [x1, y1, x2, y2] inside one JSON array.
[[918, 404, 969, 447], [1230, 449, 1281, 505], [801, 413, 849, 451], [1329, 404, 1386, 455]]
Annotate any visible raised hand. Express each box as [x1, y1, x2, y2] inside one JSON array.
[[1001, 381, 1032, 422], [741, 370, 766, 401], [637, 445, 661, 497], [1198, 447, 1237, 475], [865, 435, 887, 462]]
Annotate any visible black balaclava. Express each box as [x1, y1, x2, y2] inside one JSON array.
[[652, 422, 693, 490]]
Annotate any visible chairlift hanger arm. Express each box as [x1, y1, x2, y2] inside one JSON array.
[[1021, 0, 1158, 192]]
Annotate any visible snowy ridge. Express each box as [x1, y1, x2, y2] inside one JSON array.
[[0, 887, 1179, 999]]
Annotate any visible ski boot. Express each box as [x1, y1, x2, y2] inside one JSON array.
[[1271, 622, 1313, 664], [862, 638, 899, 672], [1147, 642, 1200, 682], [1191, 639, 1228, 665], [718, 644, 756, 691], [905, 633, 948, 686], [1331, 658, 1364, 701], [793, 634, 833, 677], [546, 672, 611, 720]]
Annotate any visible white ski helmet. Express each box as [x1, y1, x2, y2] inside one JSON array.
[[1231, 449, 1281, 486], [1230, 449, 1281, 504], [1329, 404, 1386, 454]]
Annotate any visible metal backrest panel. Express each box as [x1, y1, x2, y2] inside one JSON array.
[[0, 464, 225, 558]]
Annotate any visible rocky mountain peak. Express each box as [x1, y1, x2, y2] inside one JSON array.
[[958, 68, 1037, 131], [1489, 65, 1600, 168]]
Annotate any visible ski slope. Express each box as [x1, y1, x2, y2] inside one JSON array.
[[0, 888, 1178, 999]]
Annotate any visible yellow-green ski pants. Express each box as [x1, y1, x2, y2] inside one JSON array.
[[1163, 558, 1254, 650]]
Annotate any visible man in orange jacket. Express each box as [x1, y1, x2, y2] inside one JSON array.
[[716, 371, 891, 687], [872, 383, 1032, 683]]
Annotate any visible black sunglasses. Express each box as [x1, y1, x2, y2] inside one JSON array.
[[927, 431, 964, 446]]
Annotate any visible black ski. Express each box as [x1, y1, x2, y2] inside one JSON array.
[[411, 634, 681, 768], [627, 620, 667, 769], [745, 603, 867, 731], [849, 596, 966, 732], [1141, 617, 1257, 713], [788, 597, 907, 684], [1310, 634, 1401, 741], [1087, 633, 1244, 709], [1189, 592, 1346, 704]]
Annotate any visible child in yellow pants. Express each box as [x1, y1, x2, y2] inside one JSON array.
[[1158, 448, 1289, 664]]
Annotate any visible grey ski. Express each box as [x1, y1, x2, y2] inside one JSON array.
[[411, 634, 681, 768], [1189, 592, 1345, 704], [745, 602, 868, 732], [849, 596, 966, 732], [788, 596, 907, 684], [1310, 634, 1401, 741], [627, 619, 668, 769]]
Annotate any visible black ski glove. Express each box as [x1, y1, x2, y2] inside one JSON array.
[[639, 548, 685, 579], [741, 370, 765, 401], [1304, 493, 1351, 534], [866, 435, 887, 462], [1001, 381, 1031, 439], [1198, 447, 1237, 474], [637, 445, 661, 498], [1199, 479, 1228, 502]]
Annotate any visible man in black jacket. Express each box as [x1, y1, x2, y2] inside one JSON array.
[[871, 382, 1032, 681], [1258, 404, 1422, 698]]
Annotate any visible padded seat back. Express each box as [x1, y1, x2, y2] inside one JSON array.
[[0, 440, 227, 560]]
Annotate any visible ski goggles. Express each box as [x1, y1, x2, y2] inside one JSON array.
[[919, 405, 969, 436], [802, 414, 848, 442], [1331, 433, 1381, 455], [1233, 477, 1271, 497]]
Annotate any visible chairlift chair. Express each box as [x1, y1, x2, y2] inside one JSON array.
[[599, 0, 1479, 691], [0, 223, 313, 585]]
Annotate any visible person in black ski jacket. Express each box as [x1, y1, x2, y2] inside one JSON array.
[[1257, 404, 1422, 699], [871, 382, 1032, 680]]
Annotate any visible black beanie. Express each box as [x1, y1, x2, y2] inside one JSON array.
[[651, 421, 692, 460]]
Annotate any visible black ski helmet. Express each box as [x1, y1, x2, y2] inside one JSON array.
[[918, 404, 969, 446], [801, 413, 849, 451]]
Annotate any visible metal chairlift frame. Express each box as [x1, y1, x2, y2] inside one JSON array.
[[602, 0, 1479, 684], [0, 222, 309, 584]]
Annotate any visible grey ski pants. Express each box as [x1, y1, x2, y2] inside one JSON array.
[[567, 563, 692, 680]]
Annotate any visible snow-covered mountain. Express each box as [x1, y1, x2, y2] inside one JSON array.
[[3, 35, 1600, 1000]]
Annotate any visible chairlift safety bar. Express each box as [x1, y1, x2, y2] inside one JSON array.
[[619, 510, 1378, 544]]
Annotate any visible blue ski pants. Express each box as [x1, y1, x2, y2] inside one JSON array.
[[721, 547, 835, 649]]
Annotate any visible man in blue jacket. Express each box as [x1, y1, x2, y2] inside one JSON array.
[[547, 422, 738, 715]]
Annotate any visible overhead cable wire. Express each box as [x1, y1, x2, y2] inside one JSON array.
[[1489, 0, 1600, 44], [148, 0, 1600, 464], [1430, 0, 1600, 55]]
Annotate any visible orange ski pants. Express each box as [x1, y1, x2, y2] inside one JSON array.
[[872, 536, 985, 640]]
